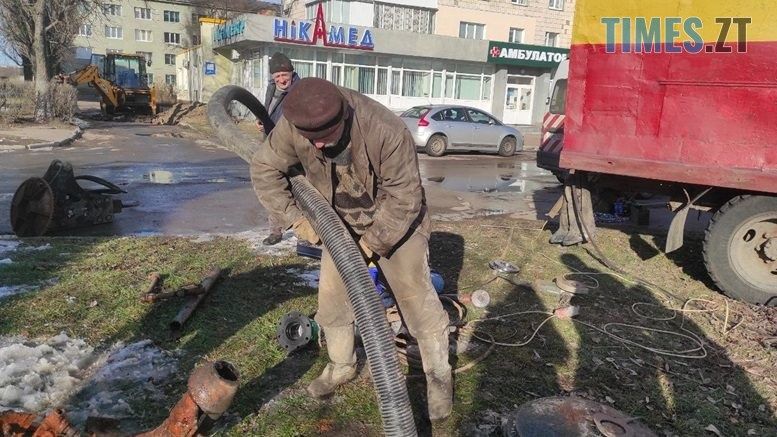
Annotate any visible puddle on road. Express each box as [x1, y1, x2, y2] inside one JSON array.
[[142, 169, 245, 185], [423, 162, 556, 194]]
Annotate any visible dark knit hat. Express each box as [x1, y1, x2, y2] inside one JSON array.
[[269, 52, 293, 74], [284, 78, 347, 141]]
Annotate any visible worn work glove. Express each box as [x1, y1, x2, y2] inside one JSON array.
[[292, 217, 320, 244], [359, 239, 374, 260]]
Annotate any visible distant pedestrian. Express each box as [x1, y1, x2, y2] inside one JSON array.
[[257, 52, 300, 245]]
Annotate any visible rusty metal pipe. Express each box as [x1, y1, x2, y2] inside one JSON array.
[[137, 360, 240, 437], [169, 268, 222, 332]]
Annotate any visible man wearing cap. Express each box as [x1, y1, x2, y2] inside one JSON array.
[[250, 78, 453, 420], [257, 52, 299, 246]]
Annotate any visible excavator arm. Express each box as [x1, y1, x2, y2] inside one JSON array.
[[67, 64, 120, 109]]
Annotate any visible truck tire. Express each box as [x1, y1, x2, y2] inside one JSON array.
[[425, 134, 447, 157], [498, 136, 517, 156], [703, 195, 777, 306]]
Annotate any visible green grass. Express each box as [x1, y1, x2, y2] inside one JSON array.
[[0, 219, 775, 436]]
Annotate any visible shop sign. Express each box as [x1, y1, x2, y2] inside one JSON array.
[[214, 19, 245, 43], [273, 3, 374, 51], [204, 62, 216, 75], [487, 42, 568, 68]]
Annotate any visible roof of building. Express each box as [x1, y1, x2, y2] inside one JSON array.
[[155, 0, 280, 14]]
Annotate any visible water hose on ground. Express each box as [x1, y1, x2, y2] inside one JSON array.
[[206, 85, 418, 436]]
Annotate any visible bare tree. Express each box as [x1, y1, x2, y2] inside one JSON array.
[[0, 0, 100, 121]]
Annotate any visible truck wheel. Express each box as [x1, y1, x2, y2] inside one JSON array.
[[425, 134, 447, 157], [703, 195, 777, 306], [498, 136, 517, 156]]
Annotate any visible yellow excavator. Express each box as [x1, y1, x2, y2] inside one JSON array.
[[64, 53, 160, 116]]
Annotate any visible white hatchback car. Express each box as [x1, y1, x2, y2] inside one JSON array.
[[400, 105, 524, 157]]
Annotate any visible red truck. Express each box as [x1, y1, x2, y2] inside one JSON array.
[[537, 1, 776, 305]]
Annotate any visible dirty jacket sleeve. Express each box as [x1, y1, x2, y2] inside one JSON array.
[[250, 121, 304, 229], [361, 126, 424, 257]]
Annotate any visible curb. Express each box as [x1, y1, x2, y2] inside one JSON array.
[[26, 117, 88, 150]]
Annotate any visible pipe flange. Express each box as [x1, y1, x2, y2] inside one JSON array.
[[277, 311, 318, 354]]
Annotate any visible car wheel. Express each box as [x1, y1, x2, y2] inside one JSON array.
[[498, 136, 517, 157], [425, 134, 447, 157]]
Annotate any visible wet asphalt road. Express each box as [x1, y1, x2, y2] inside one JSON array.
[[0, 121, 562, 237]]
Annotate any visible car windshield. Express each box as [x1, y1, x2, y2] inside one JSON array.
[[401, 107, 430, 119]]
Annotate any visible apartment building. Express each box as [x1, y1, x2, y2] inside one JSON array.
[[71, 0, 279, 85]]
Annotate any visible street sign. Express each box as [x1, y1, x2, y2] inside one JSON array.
[[204, 62, 216, 75]]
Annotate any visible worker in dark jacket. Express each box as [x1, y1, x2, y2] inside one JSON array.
[[257, 52, 300, 245], [251, 78, 453, 421]]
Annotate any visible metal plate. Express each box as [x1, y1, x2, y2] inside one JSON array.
[[10, 177, 55, 237], [503, 396, 657, 437]]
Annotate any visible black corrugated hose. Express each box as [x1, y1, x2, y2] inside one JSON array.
[[207, 85, 418, 436]]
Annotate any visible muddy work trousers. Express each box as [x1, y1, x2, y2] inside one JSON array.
[[314, 232, 450, 341]]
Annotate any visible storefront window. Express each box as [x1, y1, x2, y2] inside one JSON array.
[[391, 70, 401, 95], [294, 61, 314, 78], [331, 65, 342, 86], [444, 74, 454, 98], [455, 74, 481, 100], [376, 68, 388, 95], [316, 64, 327, 79], [402, 70, 430, 97], [481, 76, 492, 100], [431, 73, 442, 98]]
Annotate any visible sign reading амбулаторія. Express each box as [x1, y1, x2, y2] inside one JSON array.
[[487, 42, 569, 68]]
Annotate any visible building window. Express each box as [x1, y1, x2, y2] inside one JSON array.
[[164, 32, 181, 45], [306, 0, 348, 24], [147, 73, 154, 83], [192, 34, 201, 45], [79, 24, 92, 37], [512, 0, 528, 5], [135, 29, 152, 42], [134, 7, 151, 20], [136, 51, 152, 63], [459, 22, 485, 40], [103, 4, 122, 16], [545, 32, 559, 47], [509, 28, 524, 43], [164, 10, 181, 22], [105, 26, 123, 39], [548, 0, 564, 10], [165, 54, 176, 65], [374, 3, 435, 34], [165, 74, 176, 85]]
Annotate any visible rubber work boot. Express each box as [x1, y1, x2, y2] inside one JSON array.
[[262, 231, 283, 246], [549, 195, 570, 244], [417, 328, 453, 420], [307, 325, 357, 398]]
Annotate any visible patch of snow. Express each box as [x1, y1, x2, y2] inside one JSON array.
[[0, 258, 12, 265], [0, 285, 38, 299], [0, 333, 96, 412], [233, 229, 298, 256], [26, 244, 51, 252], [131, 230, 162, 237], [0, 335, 179, 432], [286, 268, 320, 288], [65, 339, 179, 428], [0, 238, 20, 258]]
